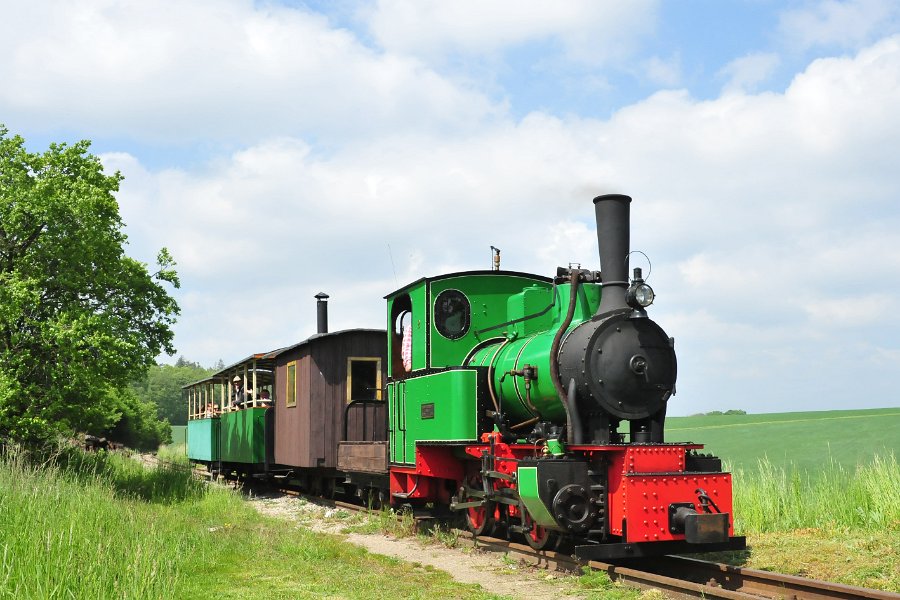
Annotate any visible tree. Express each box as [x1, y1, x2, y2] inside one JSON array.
[[103, 387, 172, 452], [174, 355, 203, 369], [0, 126, 180, 444], [130, 361, 213, 426]]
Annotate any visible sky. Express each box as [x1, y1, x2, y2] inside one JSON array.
[[2, 0, 900, 416]]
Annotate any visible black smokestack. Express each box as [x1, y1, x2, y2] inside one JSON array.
[[593, 194, 631, 315], [315, 292, 329, 334]]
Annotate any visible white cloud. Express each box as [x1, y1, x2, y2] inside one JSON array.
[[718, 52, 781, 93], [779, 0, 900, 51], [804, 294, 892, 326], [96, 31, 900, 414], [642, 54, 682, 87], [0, 0, 497, 142], [536, 221, 598, 269], [361, 0, 659, 65]]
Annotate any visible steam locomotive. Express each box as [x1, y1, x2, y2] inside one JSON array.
[[185, 194, 746, 559]]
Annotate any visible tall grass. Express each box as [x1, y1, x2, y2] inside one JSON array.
[[0, 446, 197, 599], [0, 446, 501, 599], [732, 453, 900, 533], [156, 443, 187, 465], [52, 445, 204, 503]]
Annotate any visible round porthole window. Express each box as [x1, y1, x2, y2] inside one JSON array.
[[434, 289, 470, 340]]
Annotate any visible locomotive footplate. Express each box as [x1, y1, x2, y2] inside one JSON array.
[[574, 536, 746, 561]]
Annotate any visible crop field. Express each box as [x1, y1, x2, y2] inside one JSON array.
[[660, 408, 899, 590], [665, 407, 899, 473]]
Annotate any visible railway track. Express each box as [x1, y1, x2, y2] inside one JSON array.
[[464, 532, 899, 600], [266, 486, 899, 600]]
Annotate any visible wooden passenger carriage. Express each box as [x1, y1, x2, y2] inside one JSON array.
[[270, 329, 387, 470], [184, 327, 388, 490]]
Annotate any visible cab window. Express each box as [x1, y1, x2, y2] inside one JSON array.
[[434, 289, 470, 340]]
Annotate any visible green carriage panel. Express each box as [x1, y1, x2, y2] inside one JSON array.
[[388, 369, 487, 465], [409, 284, 428, 370], [220, 408, 267, 464], [187, 418, 219, 462]]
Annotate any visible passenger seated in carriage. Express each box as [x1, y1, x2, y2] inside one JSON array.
[[259, 389, 272, 405]]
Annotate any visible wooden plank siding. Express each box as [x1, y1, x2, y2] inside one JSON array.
[[337, 441, 388, 473], [345, 403, 387, 442], [274, 330, 386, 468]]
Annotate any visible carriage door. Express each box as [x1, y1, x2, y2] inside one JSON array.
[[388, 380, 408, 464]]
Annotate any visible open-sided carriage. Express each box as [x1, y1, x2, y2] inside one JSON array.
[[184, 297, 387, 494]]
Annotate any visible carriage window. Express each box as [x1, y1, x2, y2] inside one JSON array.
[[434, 289, 470, 340], [285, 362, 297, 408], [347, 357, 382, 403]]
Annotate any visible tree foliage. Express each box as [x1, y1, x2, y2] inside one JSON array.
[[130, 359, 214, 426], [0, 126, 180, 444], [103, 387, 172, 451]]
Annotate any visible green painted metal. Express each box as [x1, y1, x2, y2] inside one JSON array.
[[428, 274, 554, 368], [219, 408, 267, 463], [391, 369, 481, 465], [466, 282, 601, 425], [384, 271, 604, 463], [409, 284, 428, 370], [507, 285, 554, 338], [187, 418, 219, 462], [546, 439, 565, 456], [517, 466, 559, 528], [386, 273, 557, 376], [386, 281, 428, 377], [387, 381, 405, 464]]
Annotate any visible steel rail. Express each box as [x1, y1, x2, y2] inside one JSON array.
[[639, 555, 900, 600], [456, 532, 899, 600]]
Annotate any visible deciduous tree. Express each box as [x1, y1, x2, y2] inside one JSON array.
[[0, 126, 179, 444], [130, 361, 214, 426]]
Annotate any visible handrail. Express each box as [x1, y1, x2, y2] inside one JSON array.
[[342, 398, 386, 442]]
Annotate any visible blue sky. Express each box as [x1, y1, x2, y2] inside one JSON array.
[[2, 0, 900, 416]]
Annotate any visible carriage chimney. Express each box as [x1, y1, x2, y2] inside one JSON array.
[[315, 292, 329, 334]]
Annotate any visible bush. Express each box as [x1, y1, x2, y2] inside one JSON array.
[[99, 387, 172, 452]]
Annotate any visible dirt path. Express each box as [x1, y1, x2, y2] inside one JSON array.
[[246, 491, 592, 600]]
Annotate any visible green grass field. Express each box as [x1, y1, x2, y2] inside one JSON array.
[[7, 408, 894, 597], [665, 407, 900, 472], [0, 446, 503, 600], [666, 408, 900, 591]]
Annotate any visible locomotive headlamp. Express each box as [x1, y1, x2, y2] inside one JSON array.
[[626, 267, 655, 309], [633, 283, 655, 307]]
